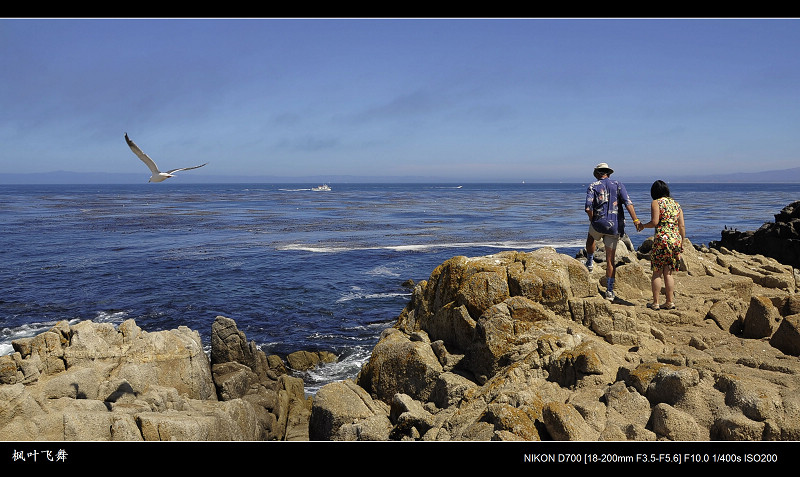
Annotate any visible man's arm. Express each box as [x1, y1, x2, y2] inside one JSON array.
[[626, 203, 642, 230], [585, 186, 595, 221], [618, 182, 641, 230]]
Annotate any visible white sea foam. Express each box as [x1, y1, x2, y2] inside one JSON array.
[[0, 318, 82, 356], [302, 347, 373, 396], [277, 239, 585, 254], [367, 265, 401, 277], [0, 311, 127, 356], [93, 310, 130, 323], [336, 287, 410, 303]]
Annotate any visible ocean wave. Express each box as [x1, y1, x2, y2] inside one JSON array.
[[0, 310, 129, 356], [301, 346, 373, 396], [366, 265, 402, 278], [306, 332, 378, 342], [277, 239, 585, 254], [336, 287, 411, 303], [93, 310, 130, 323], [0, 318, 82, 356]]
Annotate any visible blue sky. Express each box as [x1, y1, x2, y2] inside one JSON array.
[[1, 18, 799, 182]]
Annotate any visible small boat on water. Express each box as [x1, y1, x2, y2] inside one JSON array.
[[312, 184, 331, 192]]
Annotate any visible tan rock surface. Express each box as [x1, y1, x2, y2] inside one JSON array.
[[321, 242, 800, 441]]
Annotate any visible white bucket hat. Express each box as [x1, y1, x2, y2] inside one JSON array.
[[594, 163, 614, 175]]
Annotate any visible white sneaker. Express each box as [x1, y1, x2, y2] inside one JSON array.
[[605, 289, 615, 301]]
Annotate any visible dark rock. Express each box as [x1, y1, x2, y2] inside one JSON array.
[[710, 200, 800, 268]]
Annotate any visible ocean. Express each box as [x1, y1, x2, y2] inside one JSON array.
[[2, 182, 798, 395]]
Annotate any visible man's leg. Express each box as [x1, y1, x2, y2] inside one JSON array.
[[603, 235, 618, 301], [585, 232, 596, 271], [606, 246, 616, 280]]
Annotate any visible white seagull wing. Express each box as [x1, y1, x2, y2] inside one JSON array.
[[165, 163, 208, 174], [125, 133, 161, 175]]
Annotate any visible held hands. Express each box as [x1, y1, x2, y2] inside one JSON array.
[[634, 220, 644, 232]]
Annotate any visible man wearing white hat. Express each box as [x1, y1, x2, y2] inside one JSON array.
[[584, 163, 642, 301]]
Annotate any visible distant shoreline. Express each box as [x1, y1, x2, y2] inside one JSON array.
[[2, 167, 800, 186]]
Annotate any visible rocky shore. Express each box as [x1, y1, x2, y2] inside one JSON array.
[[0, 315, 315, 441], [2, 205, 800, 443], [710, 200, 800, 269]]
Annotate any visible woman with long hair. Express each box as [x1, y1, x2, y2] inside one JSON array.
[[641, 180, 686, 310]]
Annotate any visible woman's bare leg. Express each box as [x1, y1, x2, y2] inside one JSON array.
[[651, 268, 663, 306], [663, 266, 675, 306]]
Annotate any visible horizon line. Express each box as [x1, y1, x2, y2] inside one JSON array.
[[1, 166, 800, 185]]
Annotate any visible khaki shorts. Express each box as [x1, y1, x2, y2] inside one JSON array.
[[588, 225, 619, 250]]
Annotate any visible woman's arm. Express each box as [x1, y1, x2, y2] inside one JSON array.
[[642, 199, 660, 229], [678, 208, 686, 239]]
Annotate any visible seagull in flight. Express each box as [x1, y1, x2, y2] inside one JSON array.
[[125, 133, 207, 182]]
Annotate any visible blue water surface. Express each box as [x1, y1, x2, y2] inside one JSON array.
[[2, 182, 797, 393]]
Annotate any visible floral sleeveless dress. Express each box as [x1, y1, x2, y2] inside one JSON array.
[[651, 197, 683, 270]]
